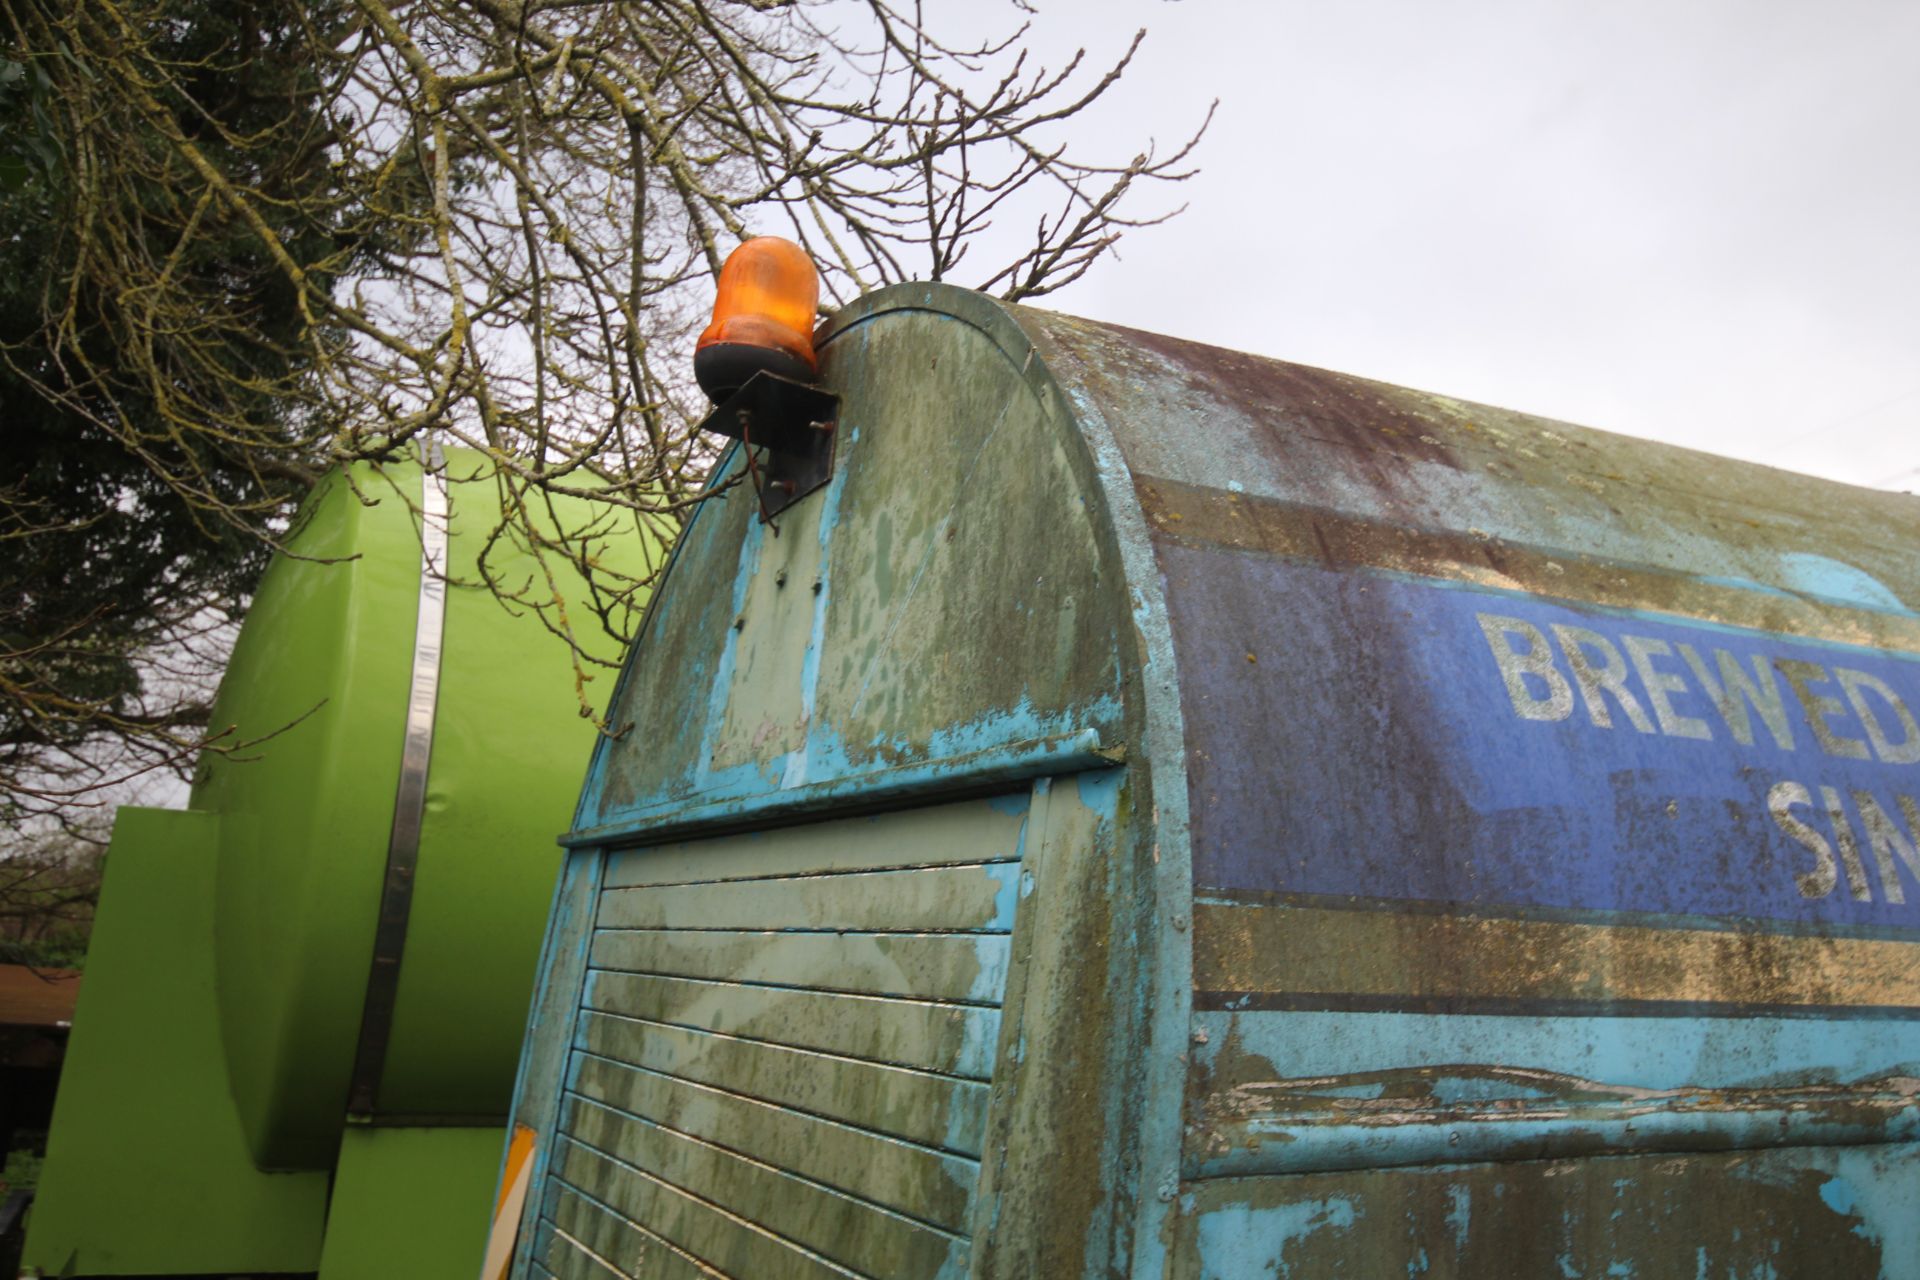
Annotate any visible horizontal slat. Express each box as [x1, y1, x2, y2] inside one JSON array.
[[577, 1010, 988, 1155], [539, 1182, 722, 1280], [531, 1223, 619, 1280], [570, 1053, 979, 1233], [550, 1145, 860, 1280], [589, 929, 1011, 1005], [561, 1099, 966, 1280], [603, 796, 1029, 889], [533, 1199, 626, 1278], [531, 1224, 625, 1279], [560, 1128, 967, 1280], [583, 971, 1001, 1079], [596, 861, 1022, 934]]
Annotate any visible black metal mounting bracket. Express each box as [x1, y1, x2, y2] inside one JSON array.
[[696, 370, 840, 522]]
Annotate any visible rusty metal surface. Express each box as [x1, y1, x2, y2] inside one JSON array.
[[578, 287, 1131, 835], [1134, 473, 1920, 654], [512, 284, 1920, 1277], [1022, 306, 1920, 1272], [526, 285, 1177, 1279], [1170, 1145, 1916, 1278], [1029, 312, 1918, 605]]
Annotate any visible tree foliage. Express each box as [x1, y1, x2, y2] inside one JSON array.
[[0, 0, 1207, 835], [2, 0, 368, 832], [0, 826, 101, 968]]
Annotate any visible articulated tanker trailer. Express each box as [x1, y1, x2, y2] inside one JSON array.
[[488, 263, 1920, 1278]]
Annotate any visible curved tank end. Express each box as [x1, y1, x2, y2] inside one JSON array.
[[203, 454, 655, 1168]]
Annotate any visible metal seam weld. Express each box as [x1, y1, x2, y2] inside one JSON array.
[[347, 444, 450, 1118]]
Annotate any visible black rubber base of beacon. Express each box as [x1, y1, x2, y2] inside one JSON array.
[[694, 343, 815, 405], [694, 367, 840, 522]]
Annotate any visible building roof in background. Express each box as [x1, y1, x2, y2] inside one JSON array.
[[0, 964, 81, 1030]]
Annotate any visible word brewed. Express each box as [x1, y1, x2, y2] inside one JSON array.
[[1476, 613, 1920, 760], [1477, 612, 1920, 904]]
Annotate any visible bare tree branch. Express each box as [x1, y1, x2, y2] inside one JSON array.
[[0, 0, 1208, 833]]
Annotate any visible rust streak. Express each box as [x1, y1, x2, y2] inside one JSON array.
[[1193, 900, 1920, 1012], [1136, 475, 1920, 656]]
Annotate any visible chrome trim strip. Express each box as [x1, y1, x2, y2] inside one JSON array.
[[347, 447, 450, 1117]]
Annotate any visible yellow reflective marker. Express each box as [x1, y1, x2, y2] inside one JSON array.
[[478, 1124, 538, 1280]]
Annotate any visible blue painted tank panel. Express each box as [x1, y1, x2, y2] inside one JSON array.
[[506, 287, 1920, 1277], [1172, 547, 1920, 929]]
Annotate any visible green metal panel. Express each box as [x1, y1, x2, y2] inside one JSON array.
[[315, 1126, 501, 1280], [32, 452, 657, 1275], [377, 458, 644, 1119], [23, 808, 329, 1276], [197, 455, 645, 1165], [200, 463, 409, 1169]]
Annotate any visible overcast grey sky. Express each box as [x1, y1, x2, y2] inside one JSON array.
[[963, 0, 1919, 491]]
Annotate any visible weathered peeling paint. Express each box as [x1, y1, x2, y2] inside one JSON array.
[[967, 764, 1158, 1280], [1135, 475, 1920, 656], [1021, 303, 1920, 1276], [1024, 316, 1201, 1280], [1195, 1009, 1920, 1097], [1192, 1194, 1361, 1279], [506, 847, 605, 1276], [1170, 1146, 1920, 1278], [1194, 900, 1920, 1010], [563, 725, 1108, 849], [1036, 313, 1916, 609], [578, 298, 1132, 840], [509, 282, 1920, 1277], [539, 794, 1027, 1277]]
